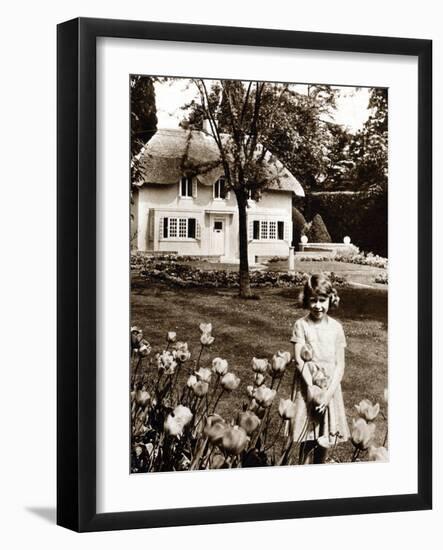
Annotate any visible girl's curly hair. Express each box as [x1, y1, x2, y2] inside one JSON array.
[[301, 273, 340, 309]]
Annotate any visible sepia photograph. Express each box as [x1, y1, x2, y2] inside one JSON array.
[[129, 75, 388, 474]]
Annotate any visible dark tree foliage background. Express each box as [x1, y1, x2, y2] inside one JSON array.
[[131, 75, 158, 182], [301, 88, 388, 255]]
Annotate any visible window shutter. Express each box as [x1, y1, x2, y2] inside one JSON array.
[[188, 218, 196, 239], [160, 217, 167, 239], [284, 221, 289, 242], [220, 179, 226, 199], [248, 220, 253, 241], [192, 178, 197, 198], [196, 220, 201, 240], [277, 221, 284, 240], [253, 220, 260, 240]]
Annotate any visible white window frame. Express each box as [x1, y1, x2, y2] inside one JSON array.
[[213, 177, 229, 200], [179, 176, 193, 198], [162, 217, 198, 241], [253, 219, 285, 241]]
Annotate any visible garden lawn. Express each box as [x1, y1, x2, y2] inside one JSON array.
[[131, 277, 388, 464]]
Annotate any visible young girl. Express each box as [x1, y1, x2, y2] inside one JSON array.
[[290, 273, 350, 464]]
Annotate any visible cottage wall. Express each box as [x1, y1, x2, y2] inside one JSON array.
[[136, 182, 293, 263]]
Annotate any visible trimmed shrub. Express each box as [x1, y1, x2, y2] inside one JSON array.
[[306, 191, 387, 256], [307, 214, 332, 243], [292, 207, 307, 245]]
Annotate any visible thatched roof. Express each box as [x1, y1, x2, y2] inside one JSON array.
[[136, 128, 304, 196]]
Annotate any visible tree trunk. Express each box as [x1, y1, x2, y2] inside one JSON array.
[[237, 193, 252, 298]]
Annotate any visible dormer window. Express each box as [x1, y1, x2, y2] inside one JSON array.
[[214, 177, 228, 199], [180, 176, 193, 198]]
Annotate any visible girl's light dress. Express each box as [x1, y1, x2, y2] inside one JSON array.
[[290, 314, 350, 444]]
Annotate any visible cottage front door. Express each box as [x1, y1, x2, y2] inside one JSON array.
[[212, 219, 225, 256]]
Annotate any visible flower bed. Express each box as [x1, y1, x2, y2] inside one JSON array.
[[297, 249, 388, 270], [131, 325, 388, 472], [132, 253, 347, 288], [335, 251, 388, 269], [374, 272, 388, 284]]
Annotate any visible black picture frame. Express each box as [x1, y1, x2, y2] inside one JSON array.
[[57, 17, 432, 532]]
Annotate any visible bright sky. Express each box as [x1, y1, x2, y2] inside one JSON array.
[[154, 79, 371, 134]]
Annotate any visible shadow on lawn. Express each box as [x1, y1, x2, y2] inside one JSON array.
[[275, 286, 387, 325]]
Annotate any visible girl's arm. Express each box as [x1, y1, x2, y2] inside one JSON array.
[[294, 343, 313, 387], [316, 345, 345, 413]]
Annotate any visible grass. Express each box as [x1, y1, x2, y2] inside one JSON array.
[[131, 277, 388, 464]]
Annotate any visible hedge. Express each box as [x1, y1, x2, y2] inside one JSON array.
[[303, 190, 387, 256]]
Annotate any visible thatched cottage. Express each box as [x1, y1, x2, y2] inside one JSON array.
[[132, 128, 304, 263]]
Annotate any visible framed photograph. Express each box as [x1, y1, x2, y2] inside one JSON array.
[[57, 17, 432, 532]]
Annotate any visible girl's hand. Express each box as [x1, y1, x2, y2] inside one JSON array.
[[315, 402, 327, 414]]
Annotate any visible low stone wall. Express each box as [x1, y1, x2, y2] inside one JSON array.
[[298, 243, 357, 255]]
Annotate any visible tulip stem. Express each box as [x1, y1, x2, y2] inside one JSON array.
[[331, 432, 339, 460], [196, 345, 203, 369], [211, 388, 225, 414], [250, 407, 269, 451], [206, 378, 220, 411], [170, 363, 183, 402], [270, 374, 276, 390], [203, 445, 215, 469], [133, 356, 143, 381], [194, 393, 211, 431], [262, 406, 274, 446], [290, 359, 299, 400]]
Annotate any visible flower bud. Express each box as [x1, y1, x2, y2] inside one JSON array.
[[221, 426, 249, 455], [135, 389, 150, 408], [138, 339, 151, 357], [278, 398, 296, 420], [164, 415, 185, 437], [199, 322, 213, 334], [191, 380, 209, 397], [254, 373, 265, 386], [368, 445, 389, 462], [355, 399, 380, 421], [166, 331, 177, 343], [131, 326, 143, 348], [172, 404, 193, 427], [187, 374, 198, 388], [195, 367, 212, 383], [204, 415, 227, 445], [253, 386, 276, 408], [212, 357, 229, 376], [271, 351, 290, 375], [156, 350, 177, 375], [200, 332, 215, 346], [238, 411, 261, 435], [252, 357, 268, 374], [351, 418, 376, 450], [221, 372, 241, 391]]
